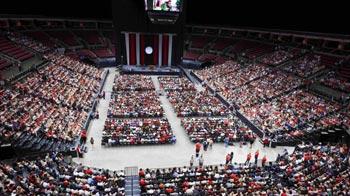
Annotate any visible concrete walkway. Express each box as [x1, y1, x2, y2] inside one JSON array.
[[74, 70, 294, 171]]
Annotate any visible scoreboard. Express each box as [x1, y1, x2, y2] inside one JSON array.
[[144, 0, 184, 24]]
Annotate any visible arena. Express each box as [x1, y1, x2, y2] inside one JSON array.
[[0, 1, 349, 195]]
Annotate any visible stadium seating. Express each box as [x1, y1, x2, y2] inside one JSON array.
[[139, 144, 350, 195], [0, 153, 126, 195], [25, 31, 57, 47], [0, 36, 34, 61], [46, 31, 80, 46], [0, 57, 11, 70], [190, 36, 212, 49], [0, 52, 103, 150], [74, 30, 102, 45], [93, 48, 114, 58]]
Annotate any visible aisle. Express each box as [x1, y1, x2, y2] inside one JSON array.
[[74, 72, 294, 171]]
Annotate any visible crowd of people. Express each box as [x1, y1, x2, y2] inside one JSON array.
[[259, 49, 300, 66], [283, 54, 324, 78], [102, 118, 175, 146], [207, 64, 271, 95], [194, 61, 242, 82], [242, 90, 341, 134], [181, 115, 256, 144], [225, 71, 303, 108], [158, 76, 196, 91], [113, 75, 155, 91], [139, 143, 350, 195], [108, 91, 164, 118], [167, 90, 229, 117], [0, 52, 103, 147], [320, 71, 350, 93], [7, 31, 51, 53], [0, 153, 125, 195]]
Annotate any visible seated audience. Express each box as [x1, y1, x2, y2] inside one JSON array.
[[167, 90, 229, 117], [102, 118, 175, 146], [158, 76, 196, 91], [139, 143, 350, 195], [320, 71, 350, 93], [242, 90, 341, 135], [226, 71, 303, 107], [113, 75, 155, 91], [181, 115, 255, 144], [0, 153, 125, 195], [283, 54, 324, 77], [108, 91, 164, 118]]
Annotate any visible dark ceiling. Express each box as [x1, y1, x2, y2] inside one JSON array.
[[0, 0, 348, 35]]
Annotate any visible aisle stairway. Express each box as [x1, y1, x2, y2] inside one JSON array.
[[125, 166, 140, 196]]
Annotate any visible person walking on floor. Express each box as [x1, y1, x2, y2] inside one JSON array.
[[90, 137, 94, 147], [245, 152, 251, 165], [254, 150, 259, 165], [190, 155, 194, 167], [195, 142, 201, 158], [198, 154, 204, 168], [208, 138, 213, 150], [229, 152, 234, 164], [203, 140, 208, 151], [225, 153, 231, 165], [262, 155, 267, 167]]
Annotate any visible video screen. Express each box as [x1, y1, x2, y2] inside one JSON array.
[[145, 0, 182, 12]]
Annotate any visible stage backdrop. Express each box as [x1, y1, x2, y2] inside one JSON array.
[[123, 32, 174, 66]]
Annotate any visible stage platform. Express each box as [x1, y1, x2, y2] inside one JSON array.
[[121, 65, 181, 75]]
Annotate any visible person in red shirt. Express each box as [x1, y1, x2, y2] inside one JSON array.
[[262, 155, 267, 167], [254, 150, 259, 165], [139, 169, 145, 177], [195, 142, 201, 157], [245, 153, 251, 165]]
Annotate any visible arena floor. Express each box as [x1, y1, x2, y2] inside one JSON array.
[[74, 67, 295, 171]]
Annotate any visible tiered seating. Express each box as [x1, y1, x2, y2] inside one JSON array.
[[194, 60, 242, 81], [245, 44, 274, 59], [74, 30, 102, 45], [93, 48, 114, 58], [190, 36, 212, 49], [7, 32, 50, 53], [211, 38, 234, 51], [25, 31, 57, 47], [102, 118, 174, 146], [259, 49, 300, 66], [167, 90, 229, 117], [227, 71, 303, 107], [78, 49, 97, 59], [182, 115, 255, 143], [0, 57, 11, 70], [0, 153, 126, 195], [0, 52, 102, 150], [139, 144, 350, 195], [338, 63, 350, 80], [284, 53, 340, 78], [197, 53, 217, 62], [0, 36, 34, 61], [102, 30, 116, 44], [242, 90, 341, 135], [183, 50, 201, 61], [207, 63, 271, 93], [46, 31, 80, 46], [320, 71, 350, 93], [229, 40, 261, 54]]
